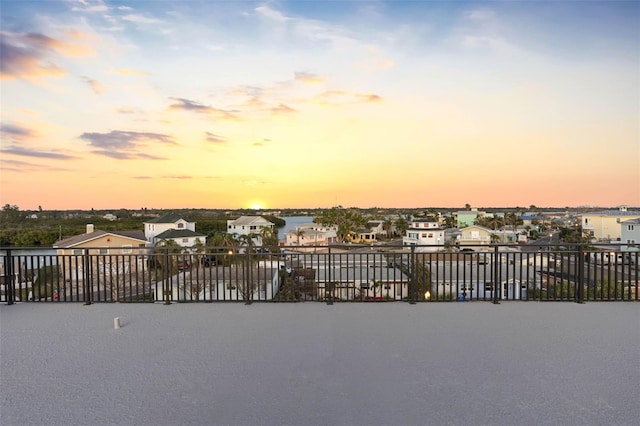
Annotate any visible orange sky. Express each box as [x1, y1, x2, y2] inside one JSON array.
[[1, 1, 639, 210]]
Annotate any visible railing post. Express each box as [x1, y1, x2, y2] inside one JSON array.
[[409, 244, 416, 304], [326, 246, 333, 305], [492, 245, 500, 304], [83, 249, 92, 305], [576, 245, 585, 304], [163, 248, 171, 305], [5, 249, 15, 305]]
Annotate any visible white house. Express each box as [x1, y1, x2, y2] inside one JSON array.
[[227, 216, 275, 246], [285, 223, 338, 248], [367, 220, 387, 237], [402, 219, 445, 252], [581, 207, 640, 242], [621, 218, 640, 252], [144, 213, 206, 248]]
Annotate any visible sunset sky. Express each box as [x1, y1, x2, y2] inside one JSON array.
[[1, 0, 639, 210]]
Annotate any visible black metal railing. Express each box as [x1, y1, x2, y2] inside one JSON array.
[[1, 244, 638, 304]]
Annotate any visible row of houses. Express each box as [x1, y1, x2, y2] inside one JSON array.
[[50, 206, 640, 257], [53, 214, 276, 254]]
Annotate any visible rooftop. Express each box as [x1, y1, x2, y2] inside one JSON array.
[[1, 303, 638, 426]]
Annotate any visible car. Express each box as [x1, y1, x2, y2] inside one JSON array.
[[177, 260, 191, 271]]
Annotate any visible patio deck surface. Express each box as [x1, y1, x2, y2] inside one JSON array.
[[1, 301, 638, 426]]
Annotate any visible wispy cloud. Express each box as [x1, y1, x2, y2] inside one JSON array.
[[116, 107, 143, 114], [80, 75, 104, 94], [162, 175, 192, 179], [313, 90, 382, 106], [205, 132, 227, 144], [0, 158, 71, 172], [294, 72, 326, 84], [169, 97, 239, 120], [0, 32, 67, 80], [270, 103, 296, 115], [71, 1, 108, 13], [1, 123, 36, 141], [121, 14, 164, 25], [1, 146, 77, 160], [451, 7, 521, 56], [253, 4, 355, 46], [79, 130, 176, 159], [0, 30, 95, 81]]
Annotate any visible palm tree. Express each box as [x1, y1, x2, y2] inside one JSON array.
[[486, 215, 505, 230], [382, 218, 393, 238], [394, 216, 409, 237], [294, 229, 306, 246]]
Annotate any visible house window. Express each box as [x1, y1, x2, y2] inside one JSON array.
[[182, 238, 189, 243], [178, 223, 184, 229], [427, 233, 433, 238], [250, 226, 257, 230], [73, 249, 83, 255], [97, 248, 109, 255], [629, 225, 635, 231], [226, 282, 237, 290], [121, 245, 132, 254], [422, 233, 427, 238]]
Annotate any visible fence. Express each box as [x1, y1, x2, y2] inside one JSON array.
[[1, 244, 638, 304]]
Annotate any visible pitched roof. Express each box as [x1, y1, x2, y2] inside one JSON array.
[[582, 210, 640, 217], [228, 216, 274, 226], [145, 213, 191, 224], [459, 225, 492, 232], [154, 229, 206, 240], [54, 230, 147, 248]]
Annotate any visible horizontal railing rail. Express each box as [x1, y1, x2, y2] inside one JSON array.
[[1, 244, 638, 304]]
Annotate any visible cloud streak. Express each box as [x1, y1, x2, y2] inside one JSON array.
[[79, 130, 176, 159], [205, 132, 227, 144], [0, 158, 71, 172], [1, 123, 36, 140], [169, 97, 239, 120], [80, 75, 104, 94], [313, 90, 382, 106], [294, 72, 326, 84], [1, 146, 77, 160], [0, 32, 67, 80]]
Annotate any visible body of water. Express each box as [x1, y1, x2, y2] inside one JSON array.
[[276, 216, 315, 241]]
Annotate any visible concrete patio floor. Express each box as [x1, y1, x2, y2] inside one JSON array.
[[1, 301, 639, 426]]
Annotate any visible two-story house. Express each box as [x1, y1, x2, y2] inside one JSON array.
[[457, 225, 492, 248], [581, 207, 640, 242], [227, 216, 275, 246], [621, 218, 640, 252], [285, 223, 338, 249], [144, 213, 206, 248], [402, 219, 445, 252]]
